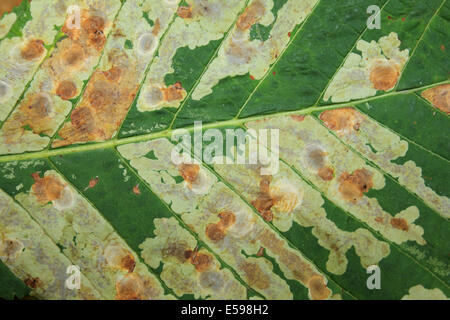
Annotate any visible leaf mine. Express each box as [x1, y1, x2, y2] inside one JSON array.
[[247, 116, 427, 246], [319, 107, 450, 219], [214, 143, 390, 276], [52, 0, 178, 147], [140, 217, 247, 299], [421, 84, 450, 114], [324, 32, 409, 103]]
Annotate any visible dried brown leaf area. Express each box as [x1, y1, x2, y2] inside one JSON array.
[[213, 147, 390, 276], [139, 217, 247, 299], [0, 169, 170, 300], [421, 84, 450, 114], [0, 0, 448, 301], [324, 33, 409, 103], [0, 3, 121, 154], [0, 0, 73, 121], [119, 139, 344, 300], [248, 116, 427, 246], [53, 1, 177, 147], [319, 107, 450, 219]]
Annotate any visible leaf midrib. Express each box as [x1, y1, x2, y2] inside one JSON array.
[[0, 80, 447, 164]]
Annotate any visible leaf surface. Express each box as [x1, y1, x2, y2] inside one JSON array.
[[0, 0, 448, 300]]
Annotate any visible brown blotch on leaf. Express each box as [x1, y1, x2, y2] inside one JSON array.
[[84, 176, 99, 191], [256, 247, 264, 257], [291, 115, 305, 122], [120, 254, 136, 273], [62, 43, 85, 67], [338, 169, 374, 203], [0, 0, 23, 17], [236, 1, 265, 31], [82, 15, 106, 50], [319, 107, 360, 134], [205, 223, 225, 242], [152, 18, 161, 36], [191, 253, 212, 272], [177, 6, 192, 19], [56, 80, 77, 100], [70, 107, 95, 132], [0, 239, 23, 260], [218, 211, 236, 229], [308, 275, 331, 300], [115, 274, 143, 300], [390, 217, 409, 231], [103, 66, 122, 82], [369, 60, 400, 91], [23, 93, 52, 120], [252, 176, 276, 222], [133, 184, 141, 195], [21, 39, 45, 61], [31, 172, 65, 203], [318, 166, 334, 181], [88, 80, 117, 110], [421, 84, 450, 114], [162, 82, 185, 102], [24, 277, 43, 289], [241, 262, 270, 290], [375, 217, 384, 223], [179, 163, 200, 184]]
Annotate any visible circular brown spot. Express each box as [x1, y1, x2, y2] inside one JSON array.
[[63, 44, 84, 66], [56, 80, 77, 100], [115, 274, 143, 300], [82, 15, 105, 34], [120, 254, 136, 273], [89, 30, 106, 50], [318, 166, 334, 181], [103, 66, 122, 82], [27, 94, 52, 118], [308, 275, 331, 300], [370, 61, 399, 91], [192, 253, 212, 272], [88, 81, 115, 109], [70, 107, 95, 131], [21, 39, 45, 60], [218, 211, 236, 229], [205, 224, 225, 242], [390, 217, 409, 231]]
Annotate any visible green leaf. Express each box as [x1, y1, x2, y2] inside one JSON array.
[[0, 0, 448, 300]]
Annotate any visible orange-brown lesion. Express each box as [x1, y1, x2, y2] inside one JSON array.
[[31, 172, 65, 204], [318, 166, 334, 181], [319, 107, 360, 134], [20, 39, 45, 61], [369, 59, 400, 91], [421, 84, 450, 114], [307, 275, 331, 300], [56, 80, 77, 100], [236, 0, 265, 31], [338, 169, 374, 203], [390, 217, 409, 231], [53, 55, 140, 147], [1, 10, 113, 149], [0, 0, 24, 18], [205, 210, 237, 242], [178, 163, 200, 187], [240, 262, 270, 290], [161, 82, 185, 102], [252, 175, 274, 222], [24, 276, 43, 289], [184, 249, 213, 273], [177, 6, 193, 19], [115, 273, 144, 300]]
